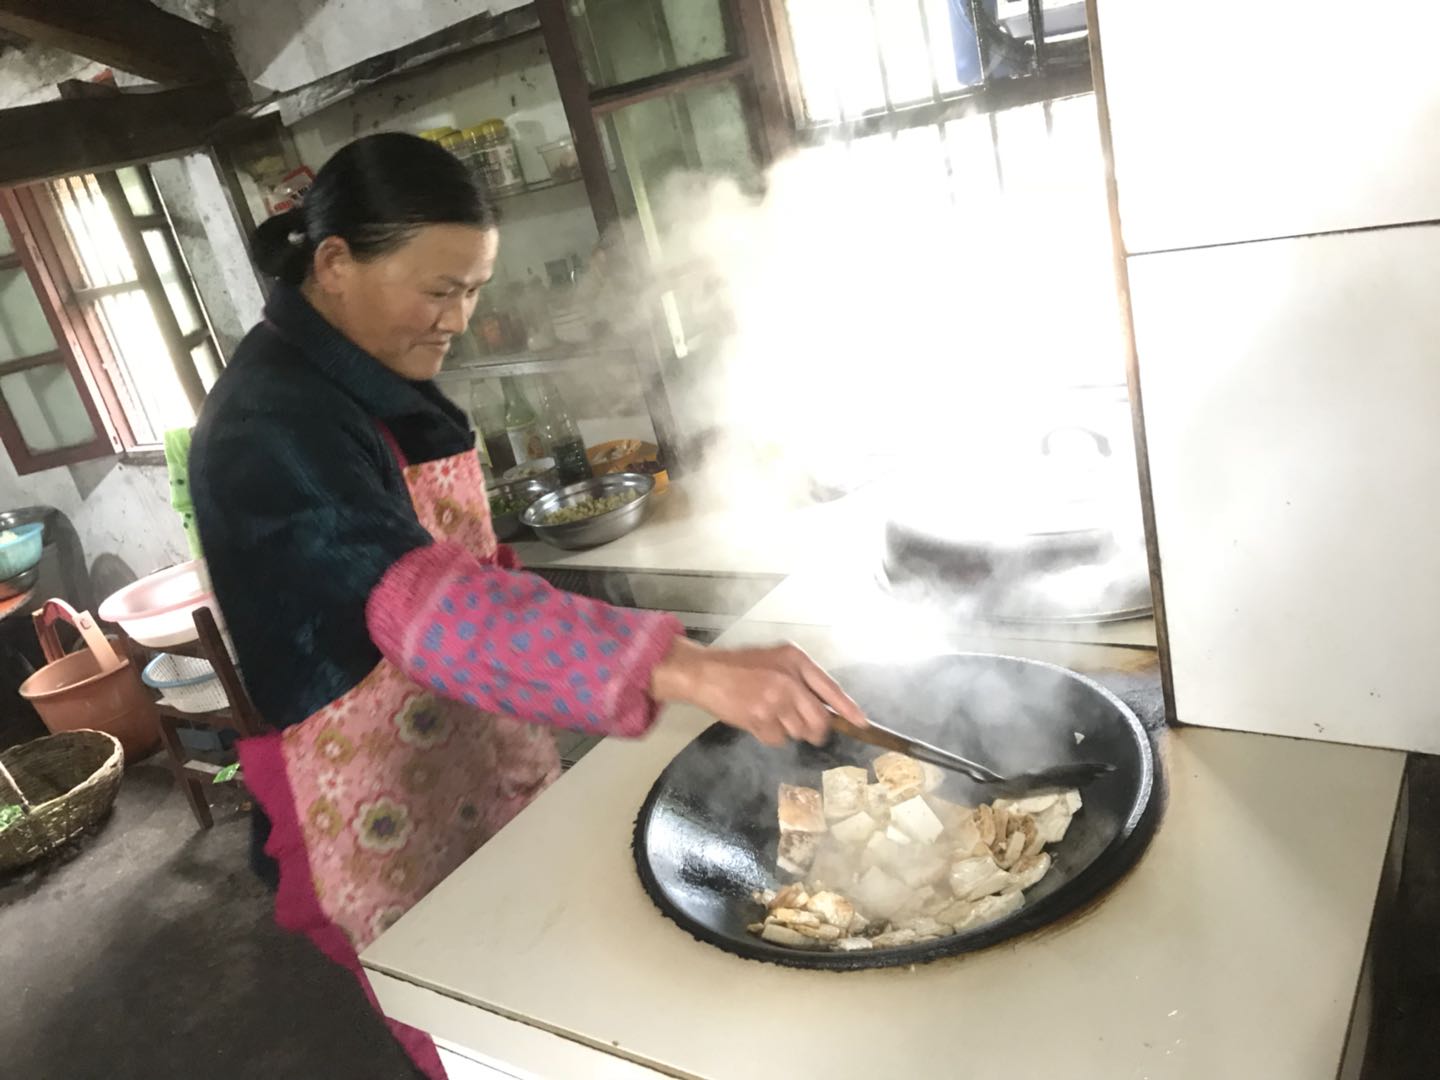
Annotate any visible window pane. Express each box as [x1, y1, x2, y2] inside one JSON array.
[[49, 175, 137, 289], [604, 79, 759, 240], [96, 288, 194, 442], [569, 0, 731, 88], [0, 268, 57, 362], [116, 167, 156, 216], [190, 339, 221, 392], [142, 230, 201, 335], [603, 80, 758, 344], [0, 363, 96, 452], [0, 218, 13, 257]]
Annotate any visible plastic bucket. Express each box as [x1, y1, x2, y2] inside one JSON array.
[[19, 600, 160, 763]]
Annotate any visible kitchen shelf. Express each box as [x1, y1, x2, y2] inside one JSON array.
[[493, 175, 585, 201]]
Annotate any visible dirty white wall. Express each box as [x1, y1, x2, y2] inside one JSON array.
[[218, 0, 530, 94], [0, 449, 189, 587], [288, 33, 599, 289]]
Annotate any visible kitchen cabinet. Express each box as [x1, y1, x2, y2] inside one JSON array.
[[1128, 224, 1440, 753], [1095, 0, 1440, 253], [362, 618, 1402, 1079]]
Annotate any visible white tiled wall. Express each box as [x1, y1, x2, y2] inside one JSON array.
[[1101, 0, 1440, 754], [1097, 0, 1440, 253], [1130, 225, 1440, 754]]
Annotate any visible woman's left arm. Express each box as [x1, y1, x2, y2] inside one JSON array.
[[367, 541, 682, 736]]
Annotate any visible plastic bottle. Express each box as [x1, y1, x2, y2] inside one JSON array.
[[535, 377, 592, 485]]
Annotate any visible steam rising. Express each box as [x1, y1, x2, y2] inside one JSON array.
[[573, 96, 1149, 642]]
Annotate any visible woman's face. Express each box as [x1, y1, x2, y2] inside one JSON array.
[[308, 223, 499, 380]]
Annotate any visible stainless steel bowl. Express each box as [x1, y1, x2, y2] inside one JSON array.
[[488, 476, 559, 542], [521, 473, 655, 550]]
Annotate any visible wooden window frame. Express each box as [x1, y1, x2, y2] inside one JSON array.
[[0, 162, 221, 471], [0, 190, 119, 474]]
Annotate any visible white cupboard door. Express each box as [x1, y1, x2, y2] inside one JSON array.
[[1097, 0, 1440, 253], [1129, 225, 1440, 753]]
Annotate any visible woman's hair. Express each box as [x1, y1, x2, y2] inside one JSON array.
[[251, 132, 498, 286]]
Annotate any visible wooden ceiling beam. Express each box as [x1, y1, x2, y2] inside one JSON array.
[[0, 82, 237, 186], [0, 0, 231, 85]]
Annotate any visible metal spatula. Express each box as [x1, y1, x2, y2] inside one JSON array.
[[827, 713, 1114, 791]]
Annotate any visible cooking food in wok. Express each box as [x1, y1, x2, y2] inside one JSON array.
[[750, 754, 1080, 952], [633, 653, 1161, 970]]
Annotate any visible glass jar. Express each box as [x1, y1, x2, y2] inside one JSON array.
[[476, 119, 527, 196]]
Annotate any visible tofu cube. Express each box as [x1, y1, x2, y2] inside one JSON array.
[[777, 831, 818, 876], [884, 823, 913, 846], [777, 784, 827, 834], [949, 854, 1015, 901], [805, 890, 856, 928], [808, 841, 857, 890], [869, 928, 919, 949], [895, 848, 950, 890], [821, 766, 869, 821], [872, 752, 927, 803], [835, 937, 874, 951], [890, 795, 946, 845], [852, 865, 912, 920], [1034, 801, 1076, 845], [924, 794, 974, 833], [991, 792, 1059, 816], [946, 812, 983, 856], [829, 810, 879, 848], [861, 832, 907, 872], [862, 783, 893, 824]]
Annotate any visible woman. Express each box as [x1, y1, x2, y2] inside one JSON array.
[[190, 133, 864, 1078]]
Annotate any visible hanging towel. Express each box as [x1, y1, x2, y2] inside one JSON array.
[[164, 427, 203, 559]]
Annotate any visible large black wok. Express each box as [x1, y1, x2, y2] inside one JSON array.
[[633, 653, 1162, 970]]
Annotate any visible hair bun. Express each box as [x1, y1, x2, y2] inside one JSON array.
[[251, 205, 312, 285]]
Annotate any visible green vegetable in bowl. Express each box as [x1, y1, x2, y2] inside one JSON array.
[[542, 490, 640, 526], [488, 493, 527, 518], [0, 804, 23, 832]]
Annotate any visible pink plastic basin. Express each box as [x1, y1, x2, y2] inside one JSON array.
[[98, 559, 223, 648]]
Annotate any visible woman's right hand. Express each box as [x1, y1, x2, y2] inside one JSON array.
[[651, 638, 867, 747]]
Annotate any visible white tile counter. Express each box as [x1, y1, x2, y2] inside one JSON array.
[[363, 621, 1403, 1080]]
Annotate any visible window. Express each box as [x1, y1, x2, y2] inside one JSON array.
[[783, 0, 1092, 137], [775, 0, 1121, 391], [0, 163, 219, 471]]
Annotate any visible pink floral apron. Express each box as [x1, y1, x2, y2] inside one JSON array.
[[238, 438, 559, 1079]]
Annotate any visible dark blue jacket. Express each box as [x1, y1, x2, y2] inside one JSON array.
[[190, 285, 474, 731]]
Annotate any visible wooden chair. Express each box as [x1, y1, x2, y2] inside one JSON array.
[[142, 606, 265, 828]]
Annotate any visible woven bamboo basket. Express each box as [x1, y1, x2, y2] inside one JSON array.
[[0, 729, 123, 873]]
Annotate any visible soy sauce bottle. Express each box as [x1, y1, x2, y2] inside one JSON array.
[[535, 377, 592, 485]]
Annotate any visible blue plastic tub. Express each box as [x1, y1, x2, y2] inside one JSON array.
[[0, 522, 44, 580]]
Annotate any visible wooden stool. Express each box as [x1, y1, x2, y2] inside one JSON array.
[[132, 607, 264, 829]]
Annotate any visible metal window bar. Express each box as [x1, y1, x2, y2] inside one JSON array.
[[794, 0, 1090, 146]]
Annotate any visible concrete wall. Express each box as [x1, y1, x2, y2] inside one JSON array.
[[218, 0, 529, 94], [149, 156, 266, 358]]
